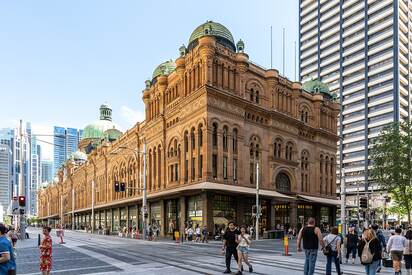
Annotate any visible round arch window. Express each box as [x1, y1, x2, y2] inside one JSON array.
[[276, 172, 291, 192]]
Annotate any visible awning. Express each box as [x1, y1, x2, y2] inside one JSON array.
[[297, 194, 340, 206]]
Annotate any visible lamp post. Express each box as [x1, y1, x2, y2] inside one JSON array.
[[112, 141, 147, 239], [255, 162, 260, 241]]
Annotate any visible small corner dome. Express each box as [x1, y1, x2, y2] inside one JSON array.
[[302, 79, 333, 97], [104, 128, 122, 142], [188, 21, 235, 51], [152, 60, 176, 80], [70, 150, 87, 162]]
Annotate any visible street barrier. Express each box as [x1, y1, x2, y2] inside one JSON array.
[[283, 236, 291, 256]]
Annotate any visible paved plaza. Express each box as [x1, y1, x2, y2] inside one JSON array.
[[12, 228, 396, 275]]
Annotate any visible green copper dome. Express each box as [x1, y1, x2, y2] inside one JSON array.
[[188, 21, 235, 51], [302, 79, 335, 99], [104, 128, 122, 142], [82, 103, 122, 141], [152, 60, 176, 80]]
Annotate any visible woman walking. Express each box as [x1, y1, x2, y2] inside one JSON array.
[[387, 227, 406, 275], [323, 226, 342, 275], [39, 226, 53, 275], [358, 228, 382, 275], [404, 229, 412, 275], [236, 225, 253, 275], [345, 227, 359, 264]]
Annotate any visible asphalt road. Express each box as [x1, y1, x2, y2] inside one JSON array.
[[15, 228, 394, 275]]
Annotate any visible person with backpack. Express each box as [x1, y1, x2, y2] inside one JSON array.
[[371, 224, 386, 273], [387, 227, 406, 275], [297, 217, 325, 275], [322, 226, 342, 275], [345, 227, 359, 264], [358, 228, 382, 275]]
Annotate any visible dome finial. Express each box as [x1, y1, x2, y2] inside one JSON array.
[[100, 102, 112, 121]]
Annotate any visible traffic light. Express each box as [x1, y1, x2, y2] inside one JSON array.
[[18, 196, 26, 207], [114, 181, 120, 192], [120, 182, 126, 192], [360, 197, 368, 209]]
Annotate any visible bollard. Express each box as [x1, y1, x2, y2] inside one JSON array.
[[283, 236, 291, 256]]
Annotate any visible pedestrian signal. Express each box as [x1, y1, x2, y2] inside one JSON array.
[[114, 181, 120, 192], [120, 182, 126, 192]]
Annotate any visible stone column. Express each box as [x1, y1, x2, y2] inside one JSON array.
[[270, 199, 277, 229], [159, 199, 165, 237], [179, 196, 186, 238], [290, 202, 298, 229]]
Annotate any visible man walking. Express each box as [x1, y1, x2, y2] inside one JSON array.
[[222, 221, 240, 273], [297, 218, 325, 275]]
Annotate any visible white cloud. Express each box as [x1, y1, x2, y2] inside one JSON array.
[[120, 105, 145, 129]]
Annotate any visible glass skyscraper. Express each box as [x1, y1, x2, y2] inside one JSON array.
[[53, 127, 83, 175], [299, 0, 412, 201]]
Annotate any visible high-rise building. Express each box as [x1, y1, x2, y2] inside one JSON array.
[[53, 127, 83, 175], [30, 137, 41, 215], [0, 144, 11, 216], [299, 0, 411, 200], [41, 160, 53, 183]]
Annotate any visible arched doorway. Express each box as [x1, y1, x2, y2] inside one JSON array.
[[275, 172, 291, 192]]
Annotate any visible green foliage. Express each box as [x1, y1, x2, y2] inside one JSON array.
[[370, 121, 412, 224]]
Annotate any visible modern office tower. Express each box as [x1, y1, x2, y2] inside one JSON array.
[[0, 144, 11, 216], [299, 0, 411, 201], [41, 160, 53, 183], [53, 127, 82, 175], [29, 137, 41, 215]]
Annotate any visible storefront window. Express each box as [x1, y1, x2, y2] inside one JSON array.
[[150, 202, 162, 234], [106, 210, 112, 232], [212, 195, 235, 231], [120, 207, 127, 228], [297, 204, 314, 228], [274, 204, 290, 230], [166, 200, 179, 235], [320, 207, 331, 231], [188, 195, 203, 227], [113, 208, 120, 232], [128, 206, 137, 228]]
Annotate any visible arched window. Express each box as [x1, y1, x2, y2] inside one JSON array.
[[198, 124, 203, 147], [275, 172, 291, 192], [299, 106, 309, 123], [274, 139, 282, 158], [285, 142, 293, 160], [301, 150, 310, 192], [191, 128, 195, 150], [223, 126, 228, 151], [184, 131, 188, 153], [250, 88, 254, 101], [232, 128, 238, 153], [212, 123, 218, 147], [256, 90, 260, 104]]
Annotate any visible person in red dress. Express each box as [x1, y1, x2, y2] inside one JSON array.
[[39, 226, 52, 275]]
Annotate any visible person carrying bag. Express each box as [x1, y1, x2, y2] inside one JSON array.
[[358, 229, 382, 275], [322, 227, 342, 275]]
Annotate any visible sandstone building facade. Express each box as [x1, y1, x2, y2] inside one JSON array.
[[38, 21, 339, 236]]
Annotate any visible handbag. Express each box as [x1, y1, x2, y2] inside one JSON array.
[[323, 235, 338, 256]]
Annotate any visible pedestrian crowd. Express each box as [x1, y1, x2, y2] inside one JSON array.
[[297, 217, 412, 275]]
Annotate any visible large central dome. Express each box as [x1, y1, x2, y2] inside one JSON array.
[[188, 21, 235, 51]]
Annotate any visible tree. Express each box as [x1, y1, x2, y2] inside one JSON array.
[[370, 121, 412, 224]]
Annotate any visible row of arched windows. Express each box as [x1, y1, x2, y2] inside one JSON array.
[[320, 154, 335, 195], [274, 139, 295, 161]]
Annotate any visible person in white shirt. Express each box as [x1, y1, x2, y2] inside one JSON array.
[[387, 227, 406, 275], [236, 225, 253, 275]]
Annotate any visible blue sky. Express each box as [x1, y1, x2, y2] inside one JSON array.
[[0, 0, 298, 159]]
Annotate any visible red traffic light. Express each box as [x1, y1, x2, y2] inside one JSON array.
[[18, 196, 26, 207]]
